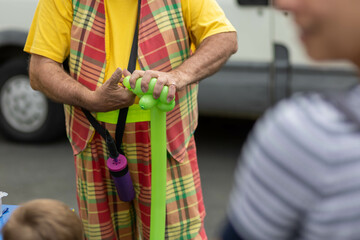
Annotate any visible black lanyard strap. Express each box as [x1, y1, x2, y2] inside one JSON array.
[[82, 109, 119, 158]]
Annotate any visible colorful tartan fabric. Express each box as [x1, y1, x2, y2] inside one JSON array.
[[67, 0, 199, 163], [75, 121, 206, 240]]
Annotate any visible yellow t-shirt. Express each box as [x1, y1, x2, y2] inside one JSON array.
[[24, 0, 235, 124]]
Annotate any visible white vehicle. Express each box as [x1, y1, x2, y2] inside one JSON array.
[[0, 0, 65, 142], [0, 0, 357, 142], [199, 0, 358, 118]]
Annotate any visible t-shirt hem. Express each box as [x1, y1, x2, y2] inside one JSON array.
[[24, 46, 65, 63], [198, 26, 236, 46]]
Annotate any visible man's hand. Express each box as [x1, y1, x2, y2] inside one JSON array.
[[89, 68, 136, 112], [122, 32, 237, 102], [123, 69, 182, 103], [29, 54, 135, 112]]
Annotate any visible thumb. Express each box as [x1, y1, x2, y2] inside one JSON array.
[[108, 68, 123, 85]]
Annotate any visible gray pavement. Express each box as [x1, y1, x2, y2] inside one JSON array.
[[0, 116, 254, 239]]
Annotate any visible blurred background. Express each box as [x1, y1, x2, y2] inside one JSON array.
[[0, 0, 359, 239]]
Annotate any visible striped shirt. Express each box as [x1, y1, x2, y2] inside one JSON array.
[[227, 85, 360, 240]]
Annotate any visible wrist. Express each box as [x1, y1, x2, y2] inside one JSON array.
[[81, 89, 99, 112], [170, 69, 190, 90]]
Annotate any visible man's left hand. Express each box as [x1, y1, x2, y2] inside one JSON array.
[[123, 69, 184, 103]]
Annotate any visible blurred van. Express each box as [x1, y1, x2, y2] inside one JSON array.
[[198, 0, 358, 118], [0, 0, 357, 142]]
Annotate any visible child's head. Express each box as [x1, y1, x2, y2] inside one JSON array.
[[2, 199, 83, 240]]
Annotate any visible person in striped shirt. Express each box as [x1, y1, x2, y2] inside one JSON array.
[[221, 0, 360, 239]]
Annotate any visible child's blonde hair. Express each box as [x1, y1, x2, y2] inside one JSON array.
[[2, 199, 83, 240]]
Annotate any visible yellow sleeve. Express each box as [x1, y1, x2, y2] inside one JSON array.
[[24, 0, 73, 63], [182, 0, 236, 48]]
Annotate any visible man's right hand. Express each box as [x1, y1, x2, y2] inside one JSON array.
[[29, 54, 135, 112], [88, 68, 136, 112]]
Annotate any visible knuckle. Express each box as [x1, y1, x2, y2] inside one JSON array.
[[144, 70, 154, 75], [142, 73, 151, 82], [156, 79, 165, 85], [158, 76, 167, 85], [133, 70, 142, 75], [146, 70, 159, 78]]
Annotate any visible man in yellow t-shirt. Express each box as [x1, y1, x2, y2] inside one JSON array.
[[25, 0, 237, 239]]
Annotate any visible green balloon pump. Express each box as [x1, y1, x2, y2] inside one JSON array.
[[123, 76, 175, 240]]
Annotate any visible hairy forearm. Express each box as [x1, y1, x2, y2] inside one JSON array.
[[29, 54, 93, 109], [174, 31, 238, 88], [29, 54, 136, 112]]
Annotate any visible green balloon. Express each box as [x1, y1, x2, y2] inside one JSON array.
[[139, 94, 158, 110], [122, 76, 132, 90], [123, 74, 172, 239], [150, 108, 167, 240], [133, 77, 144, 96], [157, 100, 175, 112], [159, 86, 169, 103], [122, 75, 175, 112], [147, 78, 157, 94]]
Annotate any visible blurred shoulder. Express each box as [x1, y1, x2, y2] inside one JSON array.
[[258, 91, 345, 136], [252, 88, 360, 165]]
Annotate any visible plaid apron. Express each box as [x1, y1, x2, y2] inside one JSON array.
[[66, 0, 205, 239]]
